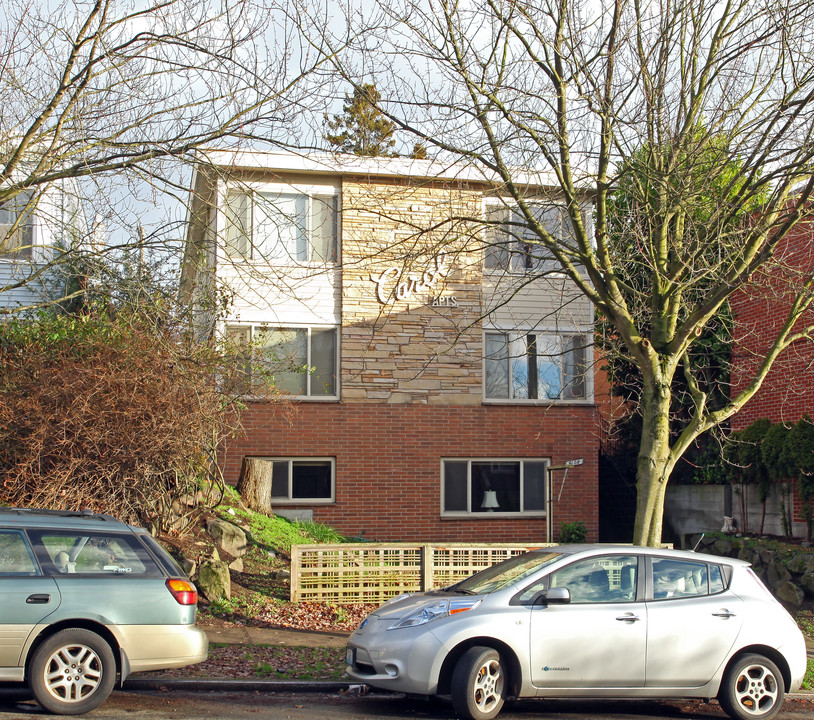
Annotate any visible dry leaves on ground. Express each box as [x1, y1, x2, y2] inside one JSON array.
[[148, 645, 347, 680]]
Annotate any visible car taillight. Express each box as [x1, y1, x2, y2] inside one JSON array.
[[166, 578, 198, 605]]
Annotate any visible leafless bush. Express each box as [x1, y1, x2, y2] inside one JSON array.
[[0, 308, 260, 532]]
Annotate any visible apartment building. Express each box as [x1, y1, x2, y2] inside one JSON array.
[[181, 150, 599, 542]]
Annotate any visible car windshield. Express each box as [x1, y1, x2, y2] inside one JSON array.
[[450, 551, 564, 595]]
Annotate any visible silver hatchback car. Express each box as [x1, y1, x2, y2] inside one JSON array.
[[346, 545, 807, 720]]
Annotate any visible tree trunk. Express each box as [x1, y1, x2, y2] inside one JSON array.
[[633, 380, 673, 547], [236, 458, 274, 516]]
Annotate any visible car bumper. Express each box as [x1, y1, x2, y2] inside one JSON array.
[[116, 624, 208, 676], [346, 625, 445, 695]]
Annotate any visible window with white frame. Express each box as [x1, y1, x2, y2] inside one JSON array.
[[484, 202, 570, 273], [442, 459, 548, 515], [485, 332, 588, 401], [0, 191, 34, 259], [224, 188, 337, 263], [266, 458, 334, 502], [225, 325, 337, 398]]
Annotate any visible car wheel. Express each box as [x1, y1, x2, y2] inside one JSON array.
[[718, 653, 785, 720], [450, 646, 506, 720], [29, 628, 116, 716]]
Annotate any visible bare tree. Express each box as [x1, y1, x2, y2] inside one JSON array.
[[300, 0, 814, 545], [0, 0, 326, 310]]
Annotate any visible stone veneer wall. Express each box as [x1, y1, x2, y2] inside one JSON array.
[[339, 177, 485, 404]]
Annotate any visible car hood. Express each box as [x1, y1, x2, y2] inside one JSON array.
[[368, 590, 460, 620]]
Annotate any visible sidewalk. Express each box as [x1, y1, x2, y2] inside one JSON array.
[[123, 626, 814, 696], [202, 625, 349, 648]]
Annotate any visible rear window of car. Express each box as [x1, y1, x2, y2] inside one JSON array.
[[0, 529, 39, 575], [27, 530, 163, 577], [652, 557, 727, 599], [139, 534, 185, 576]]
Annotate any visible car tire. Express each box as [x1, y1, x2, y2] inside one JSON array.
[[718, 653, 785, 720], [29, 628, 117, 716], [450, 646, 506, 720]]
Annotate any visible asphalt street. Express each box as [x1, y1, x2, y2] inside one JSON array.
[[0, 688, 813, 720]]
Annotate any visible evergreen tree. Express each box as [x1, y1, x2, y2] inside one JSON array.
[[324, 84, 427, 159]]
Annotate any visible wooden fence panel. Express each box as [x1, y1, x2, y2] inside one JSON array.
[[290, 542, 553, 603]]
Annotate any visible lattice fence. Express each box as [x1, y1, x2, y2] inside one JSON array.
[[290, 542, 552, 603]]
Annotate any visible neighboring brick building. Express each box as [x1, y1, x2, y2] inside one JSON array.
[[181, 150, 599, 542], [730, 219, 814, 529], [730, 220, 814, 426]]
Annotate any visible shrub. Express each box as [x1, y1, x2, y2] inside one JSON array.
[[559, 521, 588, 543]]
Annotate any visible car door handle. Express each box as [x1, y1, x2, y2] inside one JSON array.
[[616, 613, 640, 622], [712, 610, 736, 618], [26, 594, 51, 604]]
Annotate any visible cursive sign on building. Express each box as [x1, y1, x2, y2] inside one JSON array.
[[370, 254, 451, 304]]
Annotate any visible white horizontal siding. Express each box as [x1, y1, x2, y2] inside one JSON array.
[[482, 274, 593, 332], [219, 262, 340, 326], [0, 261, 64, 312]]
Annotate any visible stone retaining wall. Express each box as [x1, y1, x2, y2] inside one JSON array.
[[696, 534, 814, 607]]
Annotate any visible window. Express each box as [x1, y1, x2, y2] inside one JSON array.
[[0, 191, 34, 259], [261, 458, 334, 503], [442, 459, 547, 515], [225, 189, 337, 263], [546, 555, 639, 603], [484, 203, 569, 273], [28, 531, 163, 577], [225, 324, 337, 398], [0, 530, 38, 574], [485, 332, 588, 401], [652, 558, 724, 599]]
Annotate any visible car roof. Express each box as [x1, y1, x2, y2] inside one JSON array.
[[540, 543, 749, 567], [0, 507, 141, 533]]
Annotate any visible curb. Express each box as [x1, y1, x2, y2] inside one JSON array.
[[123, 677, 813, 699], [123, 678, 358, 693]]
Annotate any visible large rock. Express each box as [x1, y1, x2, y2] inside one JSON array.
[[713, 538, 735, 557], [197, 560, 231, 601], [801, 572, 814, 598], [785, 552, 810, 576], [774, 580, 804, 606], [767, 559, 792, 589], [206, 518, 248, 558]]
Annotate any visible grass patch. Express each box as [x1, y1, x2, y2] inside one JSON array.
[[230, 508, 312, 554], [294, 519, 348, 544], [803, 658, 814, 691], [206, 592, 269, 618], [250, 646, 345, 680]]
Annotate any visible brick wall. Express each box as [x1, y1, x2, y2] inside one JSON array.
[[222, 402, 599, 542], [730, 221, 814, 429]]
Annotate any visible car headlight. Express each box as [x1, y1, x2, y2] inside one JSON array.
[[388, 598, 481, 629]]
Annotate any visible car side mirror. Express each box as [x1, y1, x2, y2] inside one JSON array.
[[544, 587, 571, 605], [531, 587, 571, 606]]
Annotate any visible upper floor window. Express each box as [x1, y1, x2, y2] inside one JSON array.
[[224, 189, 338, 263], [0, 191, 34, 259], [484, 202, 569, 274], [226, 324, 337, 398], [485, 332, 589, 401]]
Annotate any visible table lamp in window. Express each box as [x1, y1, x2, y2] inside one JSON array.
[[481, 491, 500, 511]]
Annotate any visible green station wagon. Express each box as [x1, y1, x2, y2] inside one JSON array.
[[0, 507, 208, 715]]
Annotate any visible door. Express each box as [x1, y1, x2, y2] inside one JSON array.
[[646, 557, 743, 687], [0, 530, 60, 668], [529, 554, 647, 688]]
